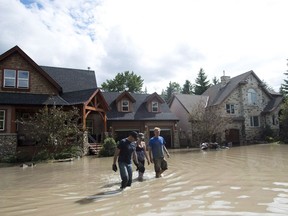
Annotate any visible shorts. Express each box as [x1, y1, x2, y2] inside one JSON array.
[[153, 157, 168, 173]]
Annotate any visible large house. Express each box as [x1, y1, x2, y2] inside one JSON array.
[[103, 91, 179, 148], [169, 71, 283, 147], [0, 46, 179, 160]]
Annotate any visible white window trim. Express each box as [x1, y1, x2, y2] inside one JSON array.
[[3, 69, 29, 89], [250, 115, 260, 127], [0, 110, 5, 131], [226, 104, 235, 114], [122, 100, 129, 112], [17, 70, 29, 88], [152, 101, 159, 112]]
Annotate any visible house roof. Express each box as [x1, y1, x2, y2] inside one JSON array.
[[0, 46, 62, 92], [169, 94, 209, 113], [202, 70, 283, 113], [202, 70, 271, 106], [41, 66, 97, 93], [0, 92, 69, 106], [102, 92, 179, 121]]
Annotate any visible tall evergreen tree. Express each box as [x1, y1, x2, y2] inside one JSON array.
[[194, 68, 211, 95], [162, 81, 181, 102], [181, 80, 193, 94], [212, 76, 219, 85], [280, 72, 288, 97]]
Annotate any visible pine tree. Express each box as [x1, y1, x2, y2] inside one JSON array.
[[181, 80, 193, 94], [194, 68, 211, 95]]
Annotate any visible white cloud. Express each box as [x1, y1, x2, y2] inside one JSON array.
[[0, 0, 287, 93]]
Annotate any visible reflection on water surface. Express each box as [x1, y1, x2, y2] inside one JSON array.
[[1, 144, 288, 216]]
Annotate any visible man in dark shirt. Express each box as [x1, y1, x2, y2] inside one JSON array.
[[112, 131, 139, 189]]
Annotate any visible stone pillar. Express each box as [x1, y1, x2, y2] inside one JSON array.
[[0, 134, 17, 162], [83, 131, 89, 155]]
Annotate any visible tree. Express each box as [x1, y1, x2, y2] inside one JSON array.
[[162, 81, 181, 102], [101, 71, 144, 93], [18, 106, 83, 160], [279, 100, 288, 143], [181, 80, 194, 94], [189, 100, 232, 146], [212, 76, 219, 85], [194, 68, 211, 95], [280, 69, 288, 97]]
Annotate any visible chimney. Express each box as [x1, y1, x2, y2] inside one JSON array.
[[220, 70, 230, 87]]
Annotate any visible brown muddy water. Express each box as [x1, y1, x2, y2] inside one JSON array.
[[1, 143, 288, 216]]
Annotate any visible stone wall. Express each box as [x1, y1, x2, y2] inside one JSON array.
[[0, 133, 17, 161]]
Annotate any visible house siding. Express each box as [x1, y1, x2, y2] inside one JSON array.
[[0, 52, 58, 95]]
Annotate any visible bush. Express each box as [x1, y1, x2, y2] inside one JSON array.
[[98, 137, 117, 157]]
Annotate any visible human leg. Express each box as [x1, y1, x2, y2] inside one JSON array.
[[126, 163, 133, 186], [153, 158, 162, 178], [119, 162, 128, 188], [160, 158, 168, 175]]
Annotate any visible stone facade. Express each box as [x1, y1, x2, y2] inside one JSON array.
[[0, 133, 17, 161]]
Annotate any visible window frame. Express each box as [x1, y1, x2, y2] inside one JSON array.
[[250, 115, 260, 127], [152, 101, 159, 112], [0, 110, 6, 131], [121, 100, 129, 112], [226, 104, 235, 114], [3, 69, 30, 89], [248, 88, 257, 105]]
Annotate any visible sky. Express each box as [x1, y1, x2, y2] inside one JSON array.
[[0, 0, 288, 94]]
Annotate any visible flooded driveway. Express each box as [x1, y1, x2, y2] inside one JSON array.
[[1, 143, 288, 216]]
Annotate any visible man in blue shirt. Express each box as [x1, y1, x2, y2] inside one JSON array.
[[112, 131, 140, 189], [148, 127, 170, 178]]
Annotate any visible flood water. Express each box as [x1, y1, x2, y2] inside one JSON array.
[[1, 143, 288, 216]]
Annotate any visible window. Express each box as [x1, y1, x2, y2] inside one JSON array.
[[0, 110, 5, 131], [4, 69, 16, 87], [3, 69, 29, 89], [248, 88, 257, 105], [122, 100, 129, 112], [226, 104, 235, 114], [18, 70, 29, 88], [152, 101, 159, 112], [250, 116, 259, 127]]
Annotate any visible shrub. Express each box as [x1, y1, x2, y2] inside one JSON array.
[[98, 137, 117, 157]]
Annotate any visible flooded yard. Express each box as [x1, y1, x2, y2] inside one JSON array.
[[1, 143, 288, 216]]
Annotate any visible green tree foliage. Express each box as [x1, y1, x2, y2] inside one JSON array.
[[280, 71, 288, 97], [162, 81, 182, 102], [212, 76, 219, 85], [194, 68, 211, 95], [279, 100, 288, 143], [101, 71, 144, 93], [18, 106, 83, 160], [98, 137, 117, 157], [181, 80, 194, 94]]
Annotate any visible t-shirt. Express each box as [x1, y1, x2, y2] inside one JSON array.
[[117, 138, 136, 164], [149, 136, 166, 159]]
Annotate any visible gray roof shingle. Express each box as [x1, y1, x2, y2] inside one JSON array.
[[102, 92, 179, 121]]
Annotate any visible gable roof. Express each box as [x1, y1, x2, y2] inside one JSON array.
[[115, 91, 136, 103], [262, 93, 283, 113], [169, 94, 209, 113], [102, 92, 179, 121], [202, 70, 271, 106], [41, 66, 97, 93], [0, 46, 62, 92]]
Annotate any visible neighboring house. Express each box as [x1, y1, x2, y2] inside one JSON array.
[[169, 94, 209, 147], [0, 46, 109, 159], [102, 91, 180, 148], [170, 71, 283, 147]]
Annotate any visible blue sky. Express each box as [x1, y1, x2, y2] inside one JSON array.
[[1, 0, 288, 93]]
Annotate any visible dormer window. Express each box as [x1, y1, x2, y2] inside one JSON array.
[[152, 101, 159, 112], [122, 100, 129, 112], [3, 69, 29, 89]]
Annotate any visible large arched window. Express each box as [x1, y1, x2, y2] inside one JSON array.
[[248, 88, 257, 105]]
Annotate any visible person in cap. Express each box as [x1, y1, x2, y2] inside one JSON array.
[[148, 127, 170, 178], [112, 131, 140, 189], [135, 132, 150, 181]]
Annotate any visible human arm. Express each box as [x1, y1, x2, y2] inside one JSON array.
[[148, 147, 153, 163], [143, 142, 150, 165], [163, 145, 170, 158], [112, 148, 120, 172]]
